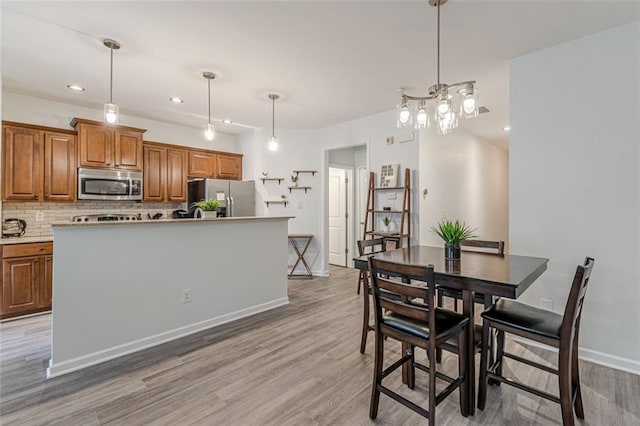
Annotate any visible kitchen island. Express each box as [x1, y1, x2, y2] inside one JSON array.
[[47, 216, 292, 378]]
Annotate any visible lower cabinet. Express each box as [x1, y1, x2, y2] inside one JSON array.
[[1, 242, 53, 319]]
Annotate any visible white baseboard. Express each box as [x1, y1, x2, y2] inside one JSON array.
[[47, 297, 290, 378], [509, 336, 640, 376]]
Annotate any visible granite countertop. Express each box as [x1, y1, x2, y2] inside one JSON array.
[[51, 216, 294, 228], [0, 236, 54, 245]]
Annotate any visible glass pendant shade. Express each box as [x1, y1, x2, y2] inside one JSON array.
[[104, 103, 118, 124], [437, 110, 458, 135], [415, 102, 428, 129], [268, 136, 278, 152], [204, 122, 215, 141], [460, 88, 479, 118], [396, 101, 412, 128]]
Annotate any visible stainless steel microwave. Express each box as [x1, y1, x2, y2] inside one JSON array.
[[78, 168, 143, 201]]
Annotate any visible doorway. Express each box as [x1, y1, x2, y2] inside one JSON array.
[[328, 167, 350, 266], [326, 144, 367, 269]]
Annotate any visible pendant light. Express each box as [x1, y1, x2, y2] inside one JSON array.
[[103, 39, 120, 125], [203, 72, 216, 141], [268, 94, 279, 152], [396, 0, 479, 134]]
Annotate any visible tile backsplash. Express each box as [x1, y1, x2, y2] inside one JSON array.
[[2, 201, 185, 237]]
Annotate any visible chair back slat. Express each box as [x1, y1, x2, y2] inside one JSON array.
[[369, 258, 437, 345], [461, 239, 505, 256], [380, 299, 429, 322], [561, 257, 595, 341], [376, 276, 427, 300]]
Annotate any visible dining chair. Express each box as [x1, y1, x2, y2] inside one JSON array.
[[435, 239, 505, 364], [368, 257, 469, 423], [357, 237, 386, 354], [477, 257, 595, 426], [437, 239, 505, 312]]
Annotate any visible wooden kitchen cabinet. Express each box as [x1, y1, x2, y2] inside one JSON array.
[[166, 148, 188, 201], [188, 150, 216, 178], [44, 132, 77, 201], [1, 242, 53, 319], [143, 142, 187, 202], [2, 125, 41, 201], [2, 122, 76, 202], [215, 153, 242, 180], [143, 144, 166, 202], [72, 118, 145, 171]]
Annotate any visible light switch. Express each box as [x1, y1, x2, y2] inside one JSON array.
[[297, 201, 304, 209]]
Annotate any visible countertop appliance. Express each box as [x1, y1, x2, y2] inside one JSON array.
[[72, 213, 143, 223], [2, 218, 27, 237], [172, 209, 189, 219], [188, 179, 255, 217], [78, 168, 143, 201]]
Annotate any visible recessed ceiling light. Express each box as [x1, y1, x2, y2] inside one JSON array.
[[502, 126, 511, 131], [222, 119, 232, 124], [169, 97, 184, 104], [67, 84, 85, 91]]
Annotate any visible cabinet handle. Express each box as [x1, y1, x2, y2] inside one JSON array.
[[34, 259, 39, 263]]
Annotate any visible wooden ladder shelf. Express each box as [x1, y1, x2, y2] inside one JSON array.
[[362, 168, 411, 248]]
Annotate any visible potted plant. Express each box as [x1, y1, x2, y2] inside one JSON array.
[[382, 217, 392, 233], [431, 219, 477, 260], [191, 198, 220, 219], [291, 175, 299, 187]]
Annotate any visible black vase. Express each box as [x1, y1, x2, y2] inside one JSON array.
[[444, 243, 461, 260]]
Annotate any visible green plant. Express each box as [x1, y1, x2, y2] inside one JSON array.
[[291, 175, 298, 182], [431, 219, 477, 245], [191, 198, 220, 211], [281, 194, 288, 200], [383, 217, 391, 226]]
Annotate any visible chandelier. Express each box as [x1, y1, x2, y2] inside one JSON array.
[[396, 0, 479, 134]]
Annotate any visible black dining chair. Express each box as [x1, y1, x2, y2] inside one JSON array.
[[357, 237, 399, 354], [435, 239, 505, 364], [437, 239, 505, 312], [368, 257, 469, 423], [477, 257, 595, 426]]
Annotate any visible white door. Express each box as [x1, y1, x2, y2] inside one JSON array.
[[357, 166, 369, 241], [329, 167, 347, 266]]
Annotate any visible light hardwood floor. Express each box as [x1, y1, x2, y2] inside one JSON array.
[[1, 266, 638, 425]]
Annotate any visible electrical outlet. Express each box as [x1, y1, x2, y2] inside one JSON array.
[[181, 289, 191, 304], [385, 136, 394, 145], [297, 201, 303, 209], [541, 298, 553, 311], [441, 210, 447, 220], [35, 211, 44, 222]]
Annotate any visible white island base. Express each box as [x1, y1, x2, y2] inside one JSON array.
[[48, 216, 292, 378]]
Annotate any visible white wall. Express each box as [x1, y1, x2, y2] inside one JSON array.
[[510, 22, 640, 373], [239, 109, 421, 276], [2, 91, 238, 152], [419, 128, 509, 247]]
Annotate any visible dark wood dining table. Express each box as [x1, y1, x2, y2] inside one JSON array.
[[353, 245, 549, 415]]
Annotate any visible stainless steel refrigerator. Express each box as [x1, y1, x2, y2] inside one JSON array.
[[188, 179, 255, 217]]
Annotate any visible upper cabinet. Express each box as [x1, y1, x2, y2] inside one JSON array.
[[143, 142, 188, 203], [71, 118, 145, 171], [215, 153, 242, 180], [2, 123, 76, 202], [188, 150, 216, 178]]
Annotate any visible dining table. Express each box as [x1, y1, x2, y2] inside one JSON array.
[[353, 245, 549, 415]]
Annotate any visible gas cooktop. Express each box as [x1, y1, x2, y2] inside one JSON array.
[[72, 213, 143, 223]]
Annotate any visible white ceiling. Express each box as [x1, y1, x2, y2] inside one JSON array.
[[2, 1, 639, 149]]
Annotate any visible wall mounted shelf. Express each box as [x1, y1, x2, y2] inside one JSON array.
[[261, 177, 284, 184], [265, 200, 288, 207], [292, 170, 317, 177], [288, 186, 311, 193]]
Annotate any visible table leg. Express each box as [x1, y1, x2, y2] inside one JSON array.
[[297, 238, 313, 276], [462, 288, 476, 415], [288, 239, 303, 277]]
